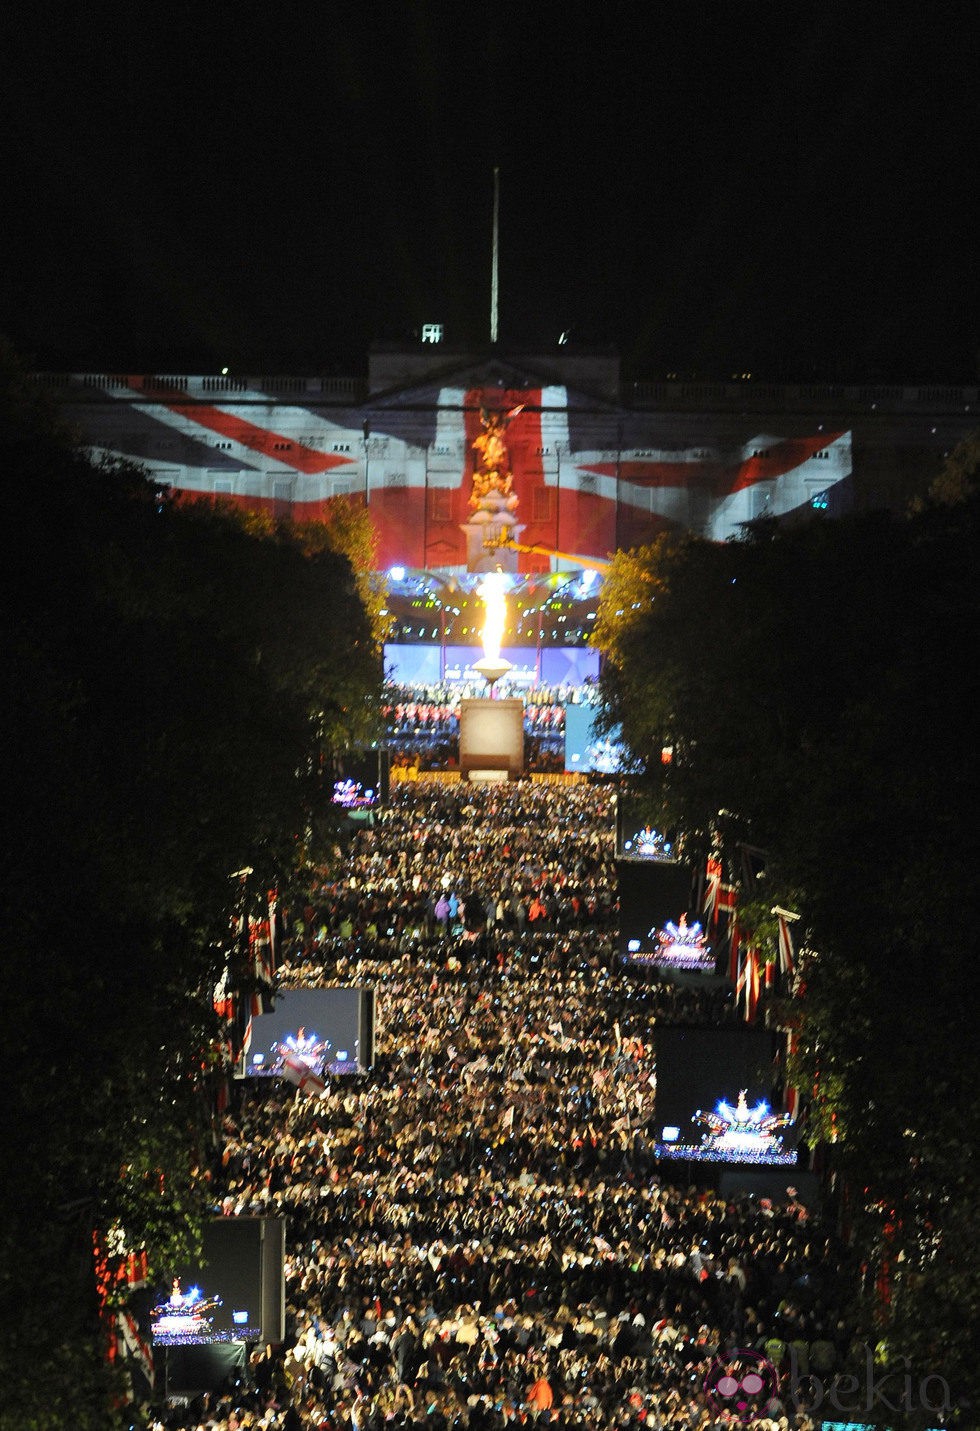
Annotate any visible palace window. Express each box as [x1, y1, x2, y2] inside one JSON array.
[[428, 488, 453, 522], [532, 488, 555, 523]]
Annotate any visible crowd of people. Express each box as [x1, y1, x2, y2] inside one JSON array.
[[291, 782, 618, 955], [152, 782, 858, 1431]]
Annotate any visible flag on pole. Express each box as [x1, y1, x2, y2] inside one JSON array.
[[231, 908, 248, 961], [249, 917, 274, 984], [250, 986, 272, 1018], [727, 913, 741, 985], [743, 947, 761, 1023], [735, 942, 747, 1006], [717, 882, 738, 933], [775, 909, 798, 981], [117, 1309, 155, 1393], [93, 1234, 155, 1396], [703, 854, 722, 926]]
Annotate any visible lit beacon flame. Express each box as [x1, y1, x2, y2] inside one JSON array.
[[478, 570, 508, 663]]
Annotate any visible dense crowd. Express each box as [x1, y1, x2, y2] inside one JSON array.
[[154, 783, 855, 1431], [294, 782, 618, 954]]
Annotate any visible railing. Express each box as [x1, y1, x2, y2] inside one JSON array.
[[389, 767, 582, 785], [629, 380, 977, 414], [28, 371, 976, 414], [29, 373, 366, 402], [390, 767, 461, 784]]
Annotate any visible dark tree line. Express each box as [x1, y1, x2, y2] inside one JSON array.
[[0, 347, 383, 1428], [594, 445, 980, 1419]]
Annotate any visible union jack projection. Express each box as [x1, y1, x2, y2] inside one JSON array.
[[68, 365, 852, 572]]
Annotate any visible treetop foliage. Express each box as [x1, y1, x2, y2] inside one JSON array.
[[593, 494, 980, 1402], [0, 342, 383, 1426]]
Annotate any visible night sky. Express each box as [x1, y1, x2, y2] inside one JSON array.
[[1, 3, 976, 381]]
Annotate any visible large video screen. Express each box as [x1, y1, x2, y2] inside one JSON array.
[[240, 988, 370, 1078], [151, 1218, 283, 1348], [654, 1027, 798, 1166], [616, 858, 714, 970], [565, 702, 626, 774], [384, 643, 599, 690], [331, 749, 388, 815], [384, 643, 441, 685], [616, 792, 677, 861], [539, 648, 600, 687]]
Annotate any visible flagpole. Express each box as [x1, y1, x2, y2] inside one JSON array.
[[490, 166, 500, 346]]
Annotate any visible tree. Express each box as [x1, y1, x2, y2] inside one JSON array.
[[0, 343, 383, 1427], [593, 501, 980, 1413], [918, 429, 980, 508]]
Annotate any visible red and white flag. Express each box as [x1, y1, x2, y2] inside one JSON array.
[[281, 1053, 326, 1098], [743, 948, 761, 1023], [117, 1309, 155, 1392], [703, 854, 723, 926], [249, 917, 274, 984], [776, 909, 798, 981], [727, 913, 741, 985], [717, 882, 737, 931], [250, 987, 272, 1018]]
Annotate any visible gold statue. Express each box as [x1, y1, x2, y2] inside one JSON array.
[[470, 406, 522, 509]]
